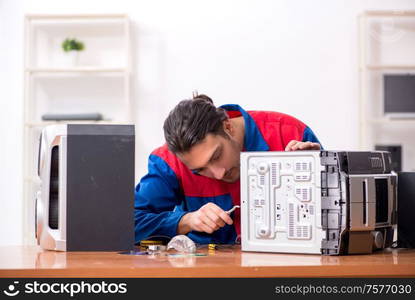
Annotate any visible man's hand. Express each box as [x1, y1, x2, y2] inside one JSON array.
[[177, 202, 233, 235], [285, 140, 321, 151]]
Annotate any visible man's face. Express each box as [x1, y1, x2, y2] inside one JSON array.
[[177, 132, 242, 183]]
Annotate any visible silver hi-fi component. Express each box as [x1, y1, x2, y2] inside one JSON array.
[[241, 150, 397, 255]]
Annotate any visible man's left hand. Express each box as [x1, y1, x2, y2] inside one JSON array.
[[285, 140, 321, 151]]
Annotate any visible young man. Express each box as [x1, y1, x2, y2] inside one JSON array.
[[134, 94, 322, 244]]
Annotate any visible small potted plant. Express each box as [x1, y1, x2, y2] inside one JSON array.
[[61, 38, 85, 66]]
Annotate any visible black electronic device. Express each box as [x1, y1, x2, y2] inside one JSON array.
[[36, 124, 135, 251], [375, 145, 402, 172], [397, 172, 415, 249], [384, 74, 415, 117]]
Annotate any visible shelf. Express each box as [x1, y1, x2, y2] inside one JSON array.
[[368, 118, 415, 125], [26, 14, 128, 20], [26, 14, 129, 70], [365, 65, 415, 70], [23, 14, 132, 246], [26, 15, 129, 32], [25, 120, 130, 128], [363, 10, 415, 17], [26, 67, 129, 74]]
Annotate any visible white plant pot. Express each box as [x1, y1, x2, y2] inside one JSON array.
[[61, 51, 80, 67]]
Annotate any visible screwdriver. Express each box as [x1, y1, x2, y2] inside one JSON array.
[[226, 205, 240, 214]]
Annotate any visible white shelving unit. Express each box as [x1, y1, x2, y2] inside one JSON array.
[[358, 10, 415, 171], [23, 14, 132, 245]]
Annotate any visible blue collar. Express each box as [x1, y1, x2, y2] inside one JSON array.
[[220, 104, 269, 151]]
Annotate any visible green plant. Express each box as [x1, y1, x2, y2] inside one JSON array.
[[62, 38, 85, 52]]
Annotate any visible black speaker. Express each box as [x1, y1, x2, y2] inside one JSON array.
[[375, 145, 402, 172], [397, 172, 415, 248], [36, 124, 135, 251]]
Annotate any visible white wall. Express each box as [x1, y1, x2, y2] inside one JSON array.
[[1, 0, 415, 246], [0, 0, 24, 246]]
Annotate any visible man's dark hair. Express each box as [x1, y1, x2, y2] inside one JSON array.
[[163, 94, 229, 154]]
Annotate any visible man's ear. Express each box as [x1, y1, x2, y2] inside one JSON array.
[[223, 119, 234, 136]]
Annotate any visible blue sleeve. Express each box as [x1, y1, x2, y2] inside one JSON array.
[[134, 154, 186, 243], [302, 126, 324, 149]]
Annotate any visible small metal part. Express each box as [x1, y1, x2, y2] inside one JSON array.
[[147, 245, 167, 252], [208, 243, 217, 250], [140, 240, 163, 246], [139, 240, 164, 251]]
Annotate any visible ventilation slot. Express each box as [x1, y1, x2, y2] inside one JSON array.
[[295, 162, 310, 171], [271, 163, 277, 185], [362, 180, 367, 225], [35, 197, 38, 239], [288, 203, 294, 237], [294, 173, 310, 181], [49, 146, 59, 230], [295, 187, 312, 201], [302, 226, 309, 238], [302, 189, 308, 201]]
